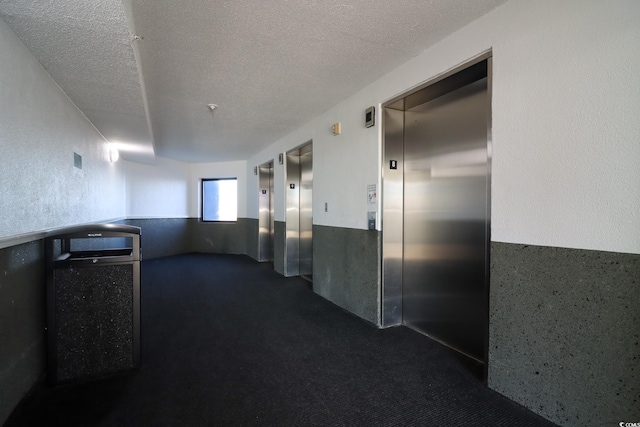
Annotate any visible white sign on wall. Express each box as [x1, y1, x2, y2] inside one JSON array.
[[367, 184, 377, 206]]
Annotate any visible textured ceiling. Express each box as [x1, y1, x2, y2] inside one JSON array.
[[0, 0, 155, 164], [0, 0, 507, 163]]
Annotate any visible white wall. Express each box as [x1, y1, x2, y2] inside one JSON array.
[[124, 158, 248, 220], [247, 114, 379, 230], [488, 0, 639, 254], [248, 0, 640, 254], [0, 17, 126, 240], [124, 156, 190, 218]]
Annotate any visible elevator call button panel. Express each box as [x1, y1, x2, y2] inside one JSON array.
[[368, 212, 376, 230]]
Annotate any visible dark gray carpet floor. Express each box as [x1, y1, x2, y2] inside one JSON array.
[[5, 253, 557, 426]]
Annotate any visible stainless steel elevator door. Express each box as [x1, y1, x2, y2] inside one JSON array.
[[285, 143, 313, 279], [299, 149, 313, 280], [258, 161, 274, 262], [269, 164, 274, 261], [285, 153, 300, 277], [403, 77, 488, 361]]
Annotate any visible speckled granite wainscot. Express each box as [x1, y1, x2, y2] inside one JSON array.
[[188, 218, 248, 255], [488, 242, 639, 426], [274, 221, 286, 276], [125, 218, 190, 259], [245, 218, 259, 261], [0, 241, 46, 424], [313, 225, 380, 325]]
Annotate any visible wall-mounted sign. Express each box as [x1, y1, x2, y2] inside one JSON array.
[[367, 184, 377, 205]]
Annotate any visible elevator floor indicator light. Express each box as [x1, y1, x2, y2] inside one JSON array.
[[390, 160, 397, 170], [290, 184, 295, 189]]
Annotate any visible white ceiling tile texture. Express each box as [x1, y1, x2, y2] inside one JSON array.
[[1, 0, 507, 163], [0, 0, 155, 163]]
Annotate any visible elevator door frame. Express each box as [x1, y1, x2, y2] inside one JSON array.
[[381, 52, 492, 372], [284, 141, 313, 279], [258, 160, 274, 263]]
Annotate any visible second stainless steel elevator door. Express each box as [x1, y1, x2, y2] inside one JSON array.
[[258, 161, 274, 262], [285, 142, 313, 279], [299, 149, 313, 280], [403, 76, 488, 362]]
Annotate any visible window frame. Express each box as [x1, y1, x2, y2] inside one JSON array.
[[200, 177, 238, 223]]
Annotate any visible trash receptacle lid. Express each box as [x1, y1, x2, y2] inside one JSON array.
[[45, 224, 141, 239]]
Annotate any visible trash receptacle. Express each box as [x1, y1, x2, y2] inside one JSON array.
[[45, 224, 141, 384]]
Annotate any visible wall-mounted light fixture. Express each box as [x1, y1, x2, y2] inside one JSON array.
[[207, 104, 218, 115], [107, 144, 120, 163]]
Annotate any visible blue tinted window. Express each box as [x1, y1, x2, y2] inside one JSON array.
[[202, 178, 237, 221]]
